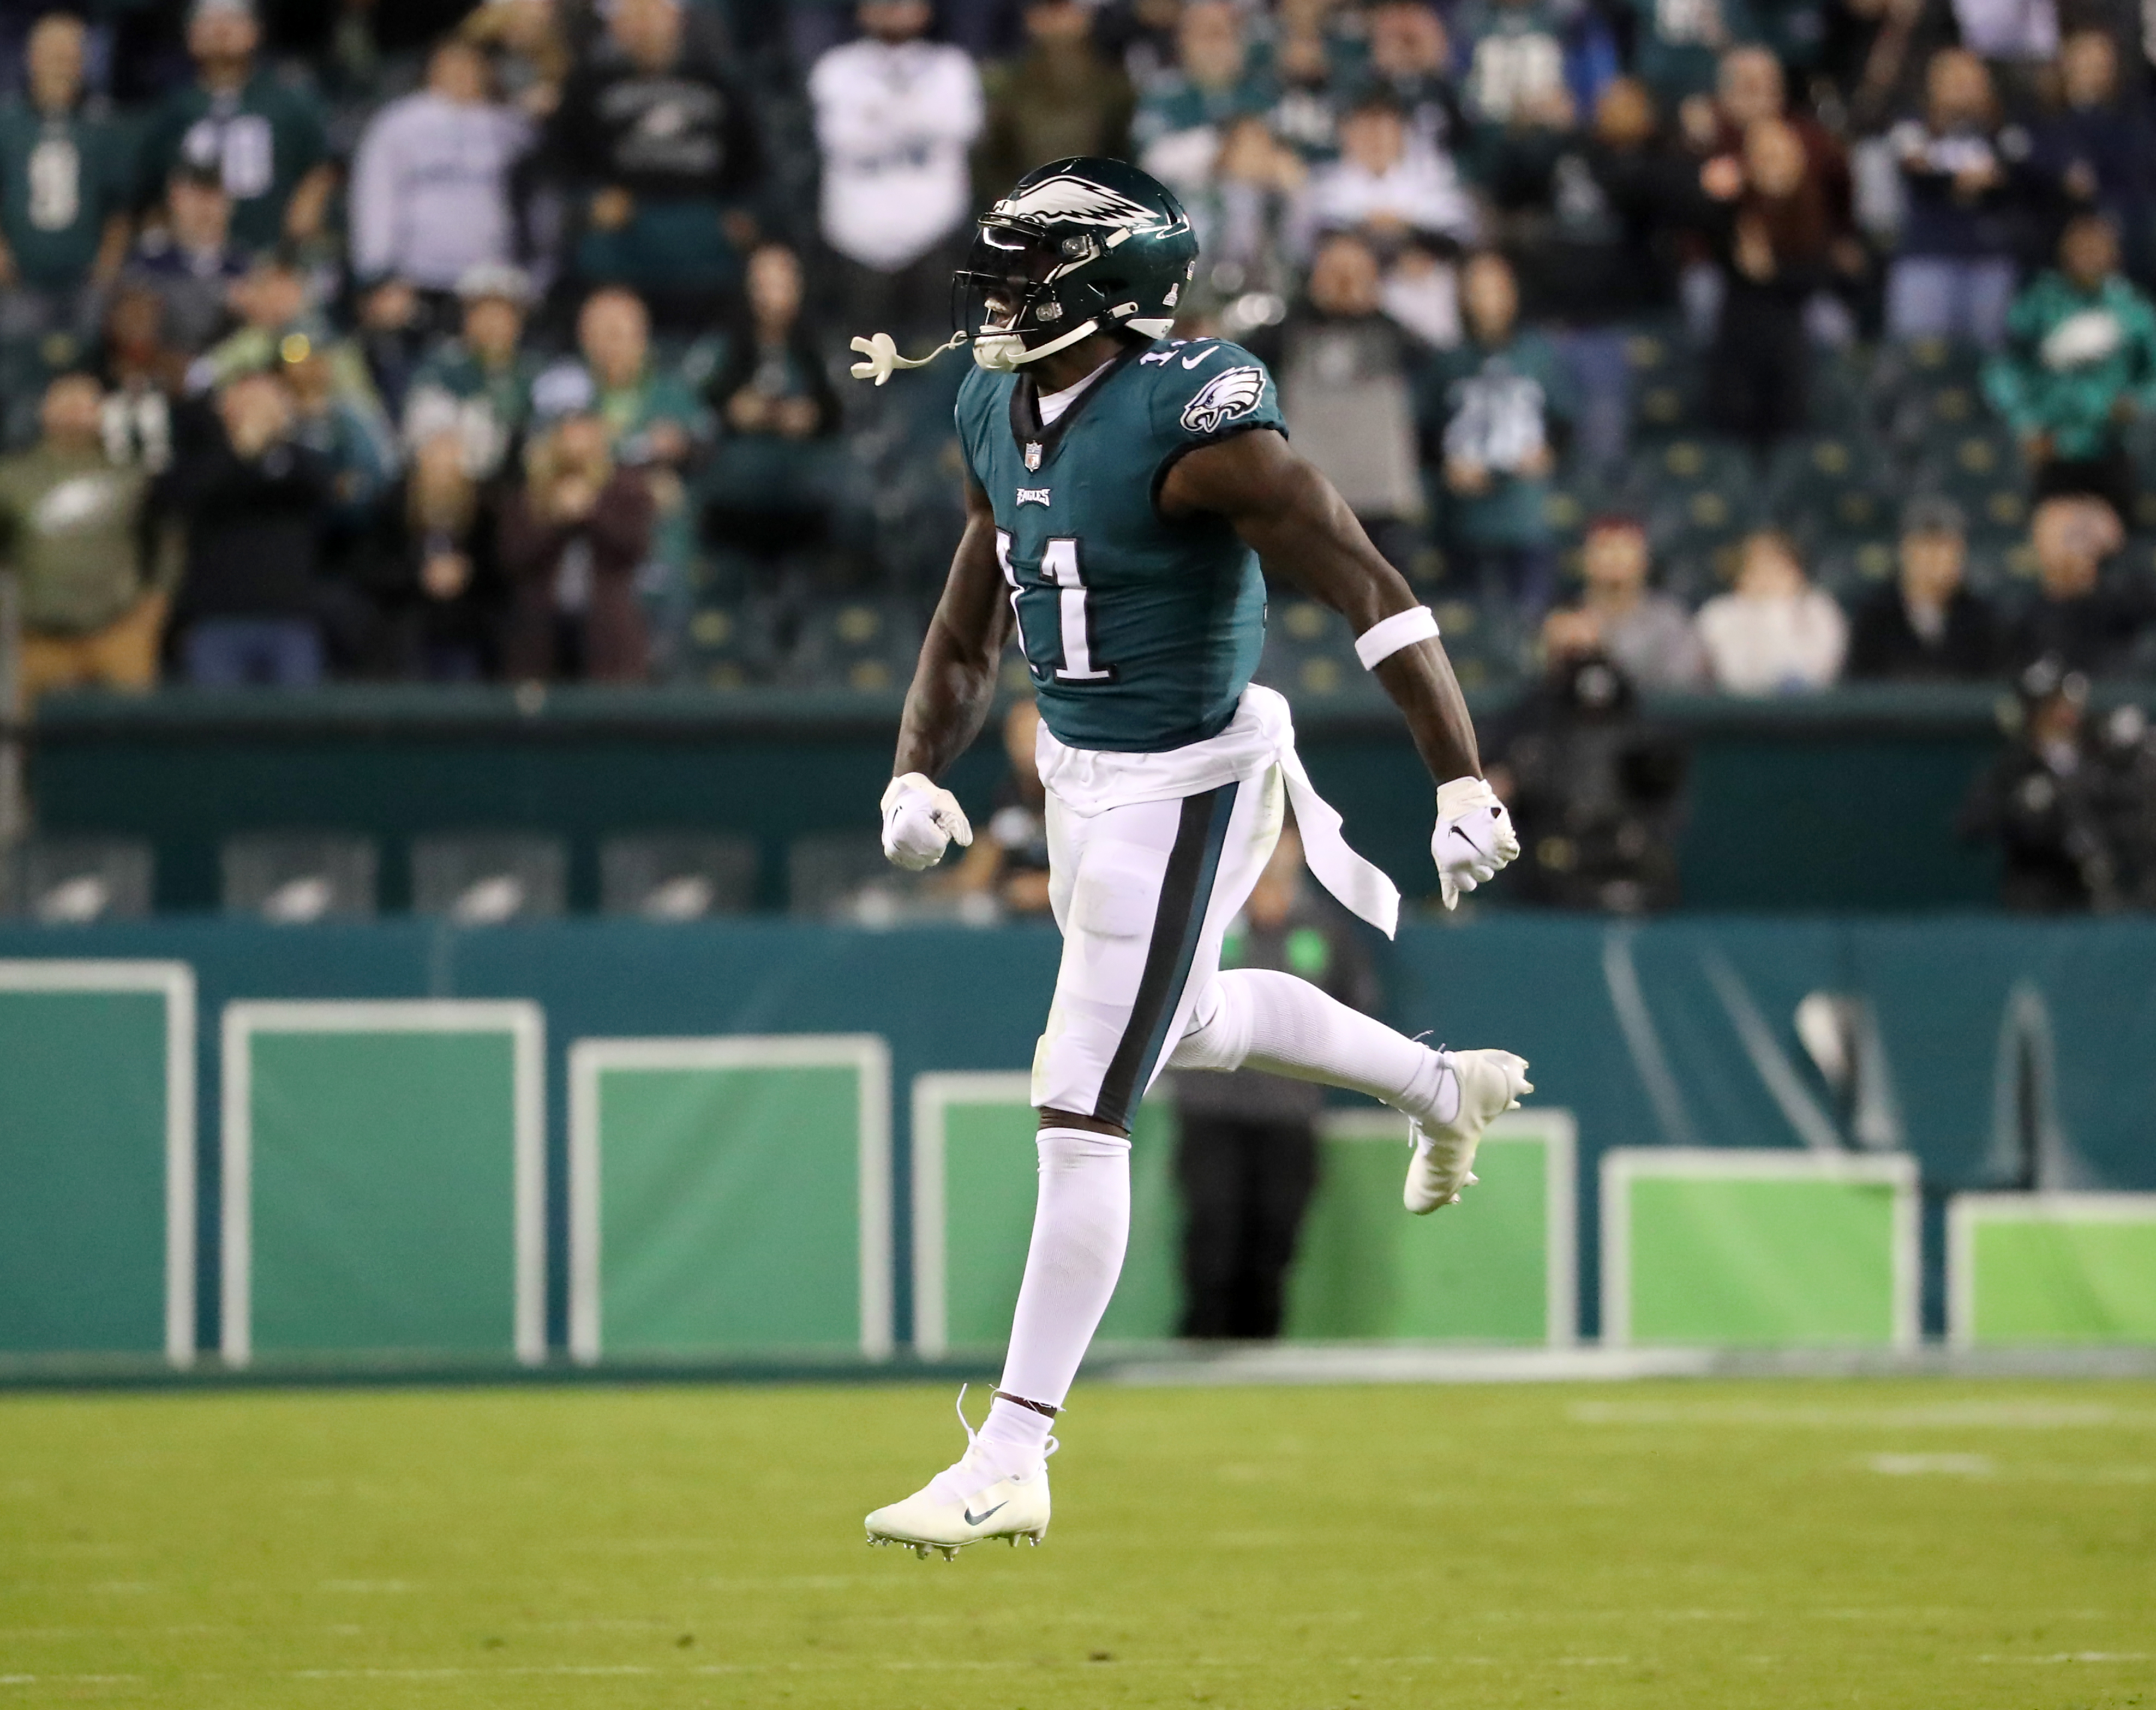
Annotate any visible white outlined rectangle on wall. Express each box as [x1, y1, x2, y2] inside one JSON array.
[[569, 1034, 893, 1364], [1947, 1192, 2156, 1347], [0, 960, 196, 1367], [220, 1000, 545, 1367], [1601, 1147, 1919, 1350]]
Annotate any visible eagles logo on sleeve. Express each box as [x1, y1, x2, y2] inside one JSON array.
[[1181, 366, 1268, 435]]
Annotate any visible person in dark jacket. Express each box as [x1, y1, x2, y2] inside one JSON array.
[[363, 429, 505, 681], [548, 0, 763, 322], [1846, 496, 2002, 680], [2004, 494, 2150, 677], [155, 370, 335, 686], [1169, 823, 1376, 1340], [496, 376, 655, 681], [1960, 657, 2119, 911]]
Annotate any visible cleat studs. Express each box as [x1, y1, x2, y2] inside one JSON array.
[[914, 1544, 930, 1559], [940, 1547, 957, 1562]]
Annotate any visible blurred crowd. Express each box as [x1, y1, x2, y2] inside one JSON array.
[[0, 0, 2153, 711]]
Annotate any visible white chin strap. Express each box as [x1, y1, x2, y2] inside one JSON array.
[[849, 314, 1117, 384]]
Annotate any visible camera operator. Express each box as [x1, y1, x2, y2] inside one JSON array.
[[1487, 613, 1690, 913], [1959, 657, 2121, 913]]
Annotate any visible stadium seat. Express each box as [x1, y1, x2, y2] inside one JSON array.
[[1255, 599, 1384, 704], [1911, 429, 2030, 541], [1765, 433, 1897, 550], [1429, 596, 1529, 692], [1874, 337, 1990, 454], [1622, 325, 1703, 439], [788, 596, 924, 693], [5, 836, 153, 923], [221, 833, 378, 922], [684, 598, 780, 691], [787, 829, 944, 920], [1626, 438, 1758, 597], [599, 832, 760, 918], [410, 833, 567, 924]]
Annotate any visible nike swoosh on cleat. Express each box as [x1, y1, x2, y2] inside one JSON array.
[[963, 1501, 1009, 1526]]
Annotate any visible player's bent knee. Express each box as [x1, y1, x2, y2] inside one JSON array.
[[1166, 976, 1253, 1073]]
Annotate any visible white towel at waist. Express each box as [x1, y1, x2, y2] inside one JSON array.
[[1033, 683, 1403, 938]]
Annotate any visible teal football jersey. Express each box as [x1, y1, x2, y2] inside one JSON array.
[[955, 337, 1286, 754]]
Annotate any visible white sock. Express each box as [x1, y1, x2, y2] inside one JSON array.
[[975, 1127, 1130, 1479], [1169, 969, 1460, 1125]]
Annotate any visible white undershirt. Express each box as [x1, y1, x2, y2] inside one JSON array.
[[1034, 357, 1114, 427]]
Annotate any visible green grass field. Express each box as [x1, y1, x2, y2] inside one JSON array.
[[3, 1379, 2152, 1708]]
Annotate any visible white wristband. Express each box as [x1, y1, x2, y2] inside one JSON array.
[[1354, 606, 1441, 670]]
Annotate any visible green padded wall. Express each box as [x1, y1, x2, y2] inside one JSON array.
[[0, 962, 194, 1365], [1285, 1110, 1576, 1344], [1949, 1195, 2156, 1346], [911, 1073, 1179, 1358], [568, 1037, 891, 1361], [222, 1002, 543, 1366], [1602, 1149, 1918, 1348]]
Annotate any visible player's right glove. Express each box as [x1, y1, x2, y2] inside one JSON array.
[[1432, 775, 1520, 910], [881, 773, 974, 871]]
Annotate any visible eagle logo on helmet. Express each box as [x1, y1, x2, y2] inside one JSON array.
[[992, 174, 1159, 230], [1181, 366, 1268, 434]]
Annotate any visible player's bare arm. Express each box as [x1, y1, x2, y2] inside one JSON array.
[[1160, 427, 1482, 786]]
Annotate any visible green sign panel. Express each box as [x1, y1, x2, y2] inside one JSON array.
[[0, 962, 194, 1365], [1602, 1149, 1918, 1348], [1950, 1194, 2156, 1345], [221, 1002, 543, 1366], [570, 1037, 891, 1361]]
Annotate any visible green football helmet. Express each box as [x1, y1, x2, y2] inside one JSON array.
[[955, 156, 1199, 372]]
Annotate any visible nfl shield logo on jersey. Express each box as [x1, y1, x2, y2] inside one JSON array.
[[1024, 441, 1044, 470]]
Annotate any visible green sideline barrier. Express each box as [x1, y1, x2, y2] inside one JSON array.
[[1284, 1109, 1577, 1344], [909, 1073, 1180, 1358], [1948, 1194, 2156, 1346], [0, 962, 195, 1365], [567, 1036, 892, 1362], [1600, 1149, 1919, 1348], [220, 1001, 544, 1366]]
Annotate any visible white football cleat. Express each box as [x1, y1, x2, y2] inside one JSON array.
[[1404, 1048, 1532, 1214], [865, 1389, 1053, 1558]]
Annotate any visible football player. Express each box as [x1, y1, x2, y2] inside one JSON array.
[[857, 158, 1530, 1557]]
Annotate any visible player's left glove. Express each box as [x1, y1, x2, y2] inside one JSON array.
[[1432, 775, 1519, 911], [881, 773, 973, 871]]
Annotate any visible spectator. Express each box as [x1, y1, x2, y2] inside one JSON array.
[[569, 285, 706, 472], [1884, 48, 2032, 349], [703, 243, 845, 594], [1818, 0, 1958, 136], [1555, 513, 1710, 689], [459, 0, 571, 123], [350, 277, 432, 425], [1188, 115, 1308, 302], [1430, 250, 1571, 613], [1170, 822, 1375, 1338], [810, 0, 983, 339], [2030, 30, 2154, 279], [194, 250, 391, 456], [946, 697, 1053, 916], [974, 0, 1135, 202], [1983, 213, 2156, 520], [1295, 93, 1480, 256], [1846, 495, 2003, 678], [2003, 493, 2148, 675], [0, 374, 177, 705], [95, 285, 185, 472], [1358, 0, 1465, 156], [1628, 0, 1757, 105], [1695, 528, 1847, 692], [348, 37, 532, 304], [498, 380, 656, 681], [122, 165, 248, 357], [364, 428, 504, 681], [1959, 657, 2117, 912], [552, 0, 763, 322], [137, 0, 333, 253], [1259, 232, 1429, 575], [1132, 0, 1273, 198], [1488, 636, 1689, 911], [154, 370, 336, 687], [1504, 79, 1680, 479], [403, 263, 542, 483], [0, 15, 133, 334], [1700, 116, 1836, 451], [1453, 0, 1586, 144], [1266, 11, 1340, 162]]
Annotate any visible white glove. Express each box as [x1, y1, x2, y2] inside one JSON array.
[[880, 773, 973, 871], [1432, 775, 1520, 910]]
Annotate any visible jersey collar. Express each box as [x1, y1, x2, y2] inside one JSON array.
[[1008, 341, 1146, 470]]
